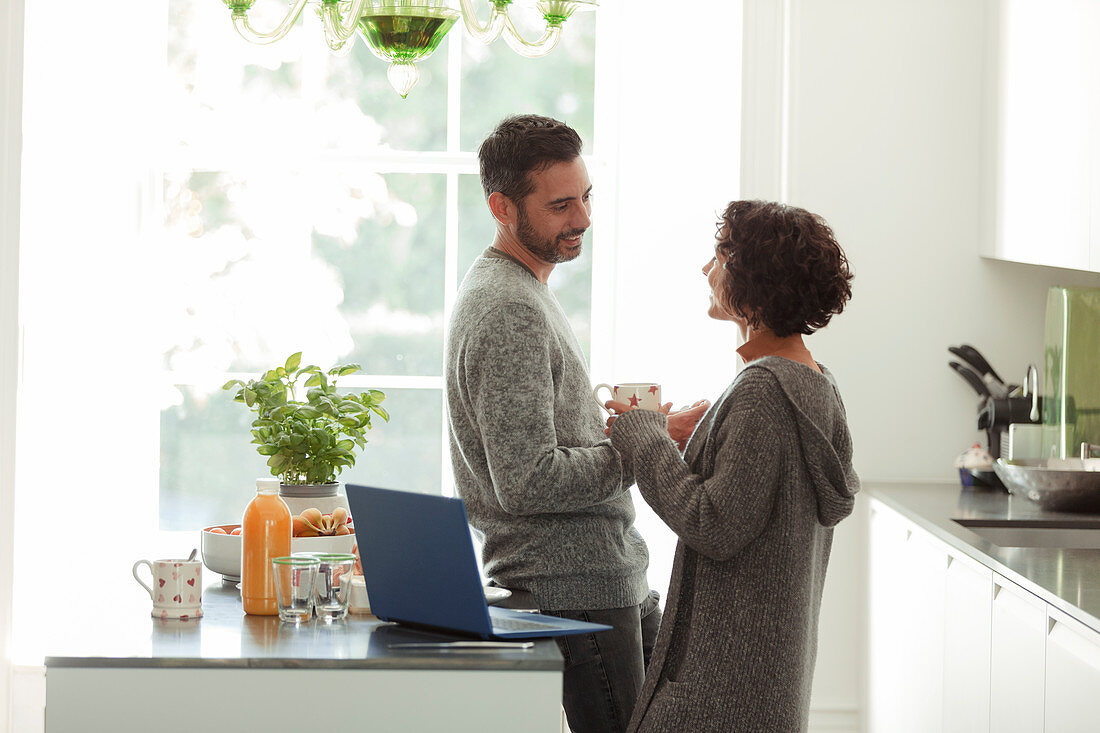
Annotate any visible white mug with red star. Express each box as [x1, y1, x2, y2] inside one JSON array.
[[593, 382, 662, 414], [133, 558, 203, 620]]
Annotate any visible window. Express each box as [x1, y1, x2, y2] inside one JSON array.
[[156, 0, 599, 528], [14, 0, 743, 672], [14, 0, 598, 663]]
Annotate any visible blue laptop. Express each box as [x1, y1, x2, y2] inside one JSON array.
[[345, 484, 612, 640]]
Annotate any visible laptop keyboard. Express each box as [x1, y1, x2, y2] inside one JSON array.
[[492, 615, 559, 632]]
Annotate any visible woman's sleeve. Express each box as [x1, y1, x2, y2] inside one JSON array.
[[609, 371, 786, 561]]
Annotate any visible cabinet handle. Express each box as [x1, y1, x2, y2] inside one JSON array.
[[1048, 619, 1100, 670]]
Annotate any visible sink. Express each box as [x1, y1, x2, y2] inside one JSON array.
[[993, 459, 1100, 512], [954, 519, 1100, 549]]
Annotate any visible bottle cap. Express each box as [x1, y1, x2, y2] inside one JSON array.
[[256, 477, 281, 492]]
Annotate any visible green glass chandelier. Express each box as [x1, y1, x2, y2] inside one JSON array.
[[220, 0, 597, 97]]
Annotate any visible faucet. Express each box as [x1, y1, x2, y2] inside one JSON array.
[[1023, 364, 1039, 422]]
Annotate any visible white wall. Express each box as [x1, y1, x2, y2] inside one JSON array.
[[786, 0, 1098, 729], [787, 0, 1099, 485], [0, 0, 24, 730]]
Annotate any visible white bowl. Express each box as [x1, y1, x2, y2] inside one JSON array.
[[200, 525, 356, 582], [201, 524, 243, 582], [290, 533, 356, 556]]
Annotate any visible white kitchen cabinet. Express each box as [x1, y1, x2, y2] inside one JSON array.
[[1045, 607, 1100, 732], [942, 550, 993, 733], [867, 506, 946, 733], [983, 0, 1100, 271], [899, 530, 947, 733], [990, 574, 1047, 733], [867, 505, 912, 732]]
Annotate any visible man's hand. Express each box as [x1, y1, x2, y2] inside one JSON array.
[[604, 398, 711, 451]]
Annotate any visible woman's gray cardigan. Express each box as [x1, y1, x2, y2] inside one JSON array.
[[609, 356, 860, 733]]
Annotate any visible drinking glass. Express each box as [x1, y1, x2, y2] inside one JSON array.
[[271, 556, 320, 623], [314, 553, 356, 622]]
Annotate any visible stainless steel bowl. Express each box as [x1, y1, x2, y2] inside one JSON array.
[[994, 458, 1100, 512]]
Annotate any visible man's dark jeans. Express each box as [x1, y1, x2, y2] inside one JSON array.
[[542, 590, 663, 733]]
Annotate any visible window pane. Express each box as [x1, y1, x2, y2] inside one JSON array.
[[313, 173, 446, 376], [167, 0, 307, 156], [320, 38, 451, 151], [160, 385, 269, 530], [457, 175, 591, 360], [459, 9, 596, 150], [159, 169, 443, 376], [458, 173, 494, 278], [336, 387, 443, 494], [160, 386, 442, 529]]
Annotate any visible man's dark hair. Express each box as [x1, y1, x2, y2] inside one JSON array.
[[478, 114, 583, 205], [714, 200, 854, 338]]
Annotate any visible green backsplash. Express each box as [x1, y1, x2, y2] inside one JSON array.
[[1043, 286, 1100, 459]]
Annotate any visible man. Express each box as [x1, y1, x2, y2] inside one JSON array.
[[444, 114, 681, 733]]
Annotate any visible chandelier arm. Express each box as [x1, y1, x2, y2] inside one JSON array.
[[501, 16, 562, 58], [457, 0, 507, 44], [230, 0, 311, 45], [321, 0, 371, 44], [326, 35, 356, 56]]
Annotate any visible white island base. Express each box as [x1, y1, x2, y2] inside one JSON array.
[[47, 666, 562, 732]]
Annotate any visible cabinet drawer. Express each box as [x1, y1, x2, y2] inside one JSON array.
[[990, 575, 1046, 733], [1046, 608, 1100, 732], [942, 551, 992, 733]]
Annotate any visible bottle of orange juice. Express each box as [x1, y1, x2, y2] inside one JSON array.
[[241, 477, 291, 615]]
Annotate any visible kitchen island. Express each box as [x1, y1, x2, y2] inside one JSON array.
[[44, 580, 563, 732], [866, 482, 1100, 733]]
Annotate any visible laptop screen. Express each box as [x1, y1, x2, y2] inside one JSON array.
[[345, 484, 493, 636]]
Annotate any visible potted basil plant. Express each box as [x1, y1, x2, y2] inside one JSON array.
[[222, 352, 388, 514]]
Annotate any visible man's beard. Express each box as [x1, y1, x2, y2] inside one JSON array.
[[516, 206, 585, 264]]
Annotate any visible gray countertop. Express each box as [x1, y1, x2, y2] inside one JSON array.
[[45, 579, 562, 672], [867, 482, 1100, 633]]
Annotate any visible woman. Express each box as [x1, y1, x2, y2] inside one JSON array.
[[606, 200, 859, 732]]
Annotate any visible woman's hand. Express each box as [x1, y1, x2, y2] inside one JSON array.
[[604, 399, 710, 451], [667, 399, 711, 450]]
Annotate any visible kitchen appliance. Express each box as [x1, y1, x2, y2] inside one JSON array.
[[947, 344, 1042, 461]]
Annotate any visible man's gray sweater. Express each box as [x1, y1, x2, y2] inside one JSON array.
[[445, 253, 650, 611]]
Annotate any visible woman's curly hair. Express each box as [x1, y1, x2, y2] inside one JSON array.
[[714, 200, 853, 337]]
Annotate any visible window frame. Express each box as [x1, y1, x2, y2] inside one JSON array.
[[152, 7, 614, 507]]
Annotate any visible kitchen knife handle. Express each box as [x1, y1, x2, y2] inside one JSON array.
[[949, 361, 991, 397], [956, 344, 1006, 385]]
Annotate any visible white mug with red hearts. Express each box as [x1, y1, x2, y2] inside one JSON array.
[[593, 382, 662, 414], [133, 558, 203, 620]]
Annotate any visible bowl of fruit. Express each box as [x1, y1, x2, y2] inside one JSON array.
[[201, 508, 356, 584], [201, 524, 245, 583]]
